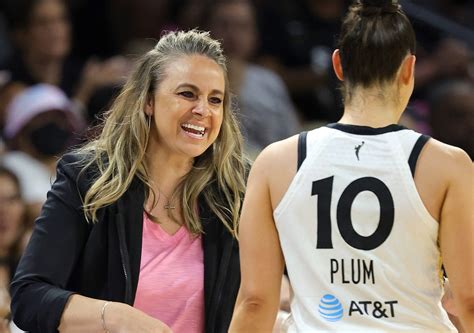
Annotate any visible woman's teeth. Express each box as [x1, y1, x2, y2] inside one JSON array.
[[182, 123, 205, 137]]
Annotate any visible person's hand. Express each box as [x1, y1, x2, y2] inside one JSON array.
[[84, 56, 130, 88], [75, 56, 131, 105], [106, 302, 173, 333]]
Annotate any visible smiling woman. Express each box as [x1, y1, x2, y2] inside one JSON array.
[[146, 55, 225, 162], [10, 30, 247, 333]]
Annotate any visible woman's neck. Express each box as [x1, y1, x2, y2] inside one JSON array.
[[144, 152, 193, 217], [339, 89, 404, 128], [145, 150, 193, 194], [23, 52, 62, 85]]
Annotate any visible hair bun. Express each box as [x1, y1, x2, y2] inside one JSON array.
[[361, 0, 393, 7], [358, 0, 400, 16]]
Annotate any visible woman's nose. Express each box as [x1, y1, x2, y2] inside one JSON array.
[[191, 100, 210, 117]]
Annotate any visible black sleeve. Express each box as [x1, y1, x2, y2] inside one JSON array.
[[10, 154, 91, 333]]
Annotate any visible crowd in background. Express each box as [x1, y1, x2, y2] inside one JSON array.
[[0, 0, 472, 331]]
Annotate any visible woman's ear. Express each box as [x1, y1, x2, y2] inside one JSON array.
[[399, 54, 416, 86], [144, 95, 154, 116], [332, 49, 344, 81]]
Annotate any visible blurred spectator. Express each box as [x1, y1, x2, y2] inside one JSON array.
[[68, 0, 118, 59], [2, 84, 82, 223], [414, 38, 472, 98], [0, 81, 26, 135], [0, 166, 27, 332], [107, 0, 176, 55], [0, 10, 12, 67], [1, 0, 130, 124], [429, 80, 474, 160], [171, 0, 213, 31], [0, 166, 26, 283], [256, 0, 348, 122], [207, 0, 300, 155], [405, 1, 473, 118], [389, 1, 474, 156], [411, 0, 474, 29]]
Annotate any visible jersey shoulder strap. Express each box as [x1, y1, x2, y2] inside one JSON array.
[[408, 134, 431, 177], [297, 131, 308, 171]]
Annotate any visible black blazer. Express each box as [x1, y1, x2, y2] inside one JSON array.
[[11, 153, 240, 333]]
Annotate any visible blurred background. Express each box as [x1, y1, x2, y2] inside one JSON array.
[[0, 0, 472, 331]]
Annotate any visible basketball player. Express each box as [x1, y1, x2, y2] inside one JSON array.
[[229, 0, 473, 331]]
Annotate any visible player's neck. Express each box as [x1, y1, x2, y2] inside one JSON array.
[[340, 91, 404, 128], [339, 110, 400, 128]]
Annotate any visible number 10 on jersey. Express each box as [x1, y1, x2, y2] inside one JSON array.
[[312, 176, 395, 251]]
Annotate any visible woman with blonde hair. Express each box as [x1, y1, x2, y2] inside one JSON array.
[[11, 30, 247, 333]]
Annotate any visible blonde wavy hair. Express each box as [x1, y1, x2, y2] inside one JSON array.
[[76, 30, 247, 237]]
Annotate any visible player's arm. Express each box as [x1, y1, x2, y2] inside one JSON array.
[[229, 146, 286, 332], [439, 147, 474, 332]]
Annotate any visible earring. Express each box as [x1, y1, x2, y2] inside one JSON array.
[[146, 113, 152, 128]]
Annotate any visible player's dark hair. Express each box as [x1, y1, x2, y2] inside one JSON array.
[[337, 0, 416, 96]]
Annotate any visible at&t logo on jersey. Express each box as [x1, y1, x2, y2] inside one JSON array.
[[319, 293, 398, 322], [318, 294, 344, 322]]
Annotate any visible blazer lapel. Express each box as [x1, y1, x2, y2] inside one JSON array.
[[201, 198, 217, 312], [115, 179, 145, 305]]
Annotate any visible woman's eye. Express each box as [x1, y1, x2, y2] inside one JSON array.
[[179, 91, 195, 98], [209, 97, 222, 104]]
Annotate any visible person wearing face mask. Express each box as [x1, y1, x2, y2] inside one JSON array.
[[2, 83, 82, 224]]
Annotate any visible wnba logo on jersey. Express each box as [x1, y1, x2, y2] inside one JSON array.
[[318, 294, 344, 322]]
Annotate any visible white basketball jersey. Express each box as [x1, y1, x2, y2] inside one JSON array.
[[274, 124, 456, 332]]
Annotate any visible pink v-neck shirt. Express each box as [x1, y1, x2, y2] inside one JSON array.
[[133, 213, 204, 332]]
